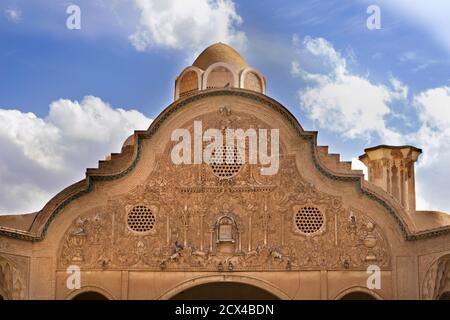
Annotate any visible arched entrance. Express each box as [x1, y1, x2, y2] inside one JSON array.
[[438, 292, 450, 300], [340, 291, 377, 300], [159, 275, 290, 300], [335, 287, 382, 300], [72, 291, 109, 300], [170, 282, 280, 300]]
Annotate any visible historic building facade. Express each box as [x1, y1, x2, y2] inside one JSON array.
[[0, 43, 449, 300]]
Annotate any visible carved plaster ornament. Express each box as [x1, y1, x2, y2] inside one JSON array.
[[57, 113, 391, 272], [363, 222, 378, 261]]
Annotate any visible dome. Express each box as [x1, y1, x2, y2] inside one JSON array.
[[192, 42, 248, 71]]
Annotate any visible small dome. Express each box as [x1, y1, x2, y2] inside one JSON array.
[[192, 43, 248, 71]]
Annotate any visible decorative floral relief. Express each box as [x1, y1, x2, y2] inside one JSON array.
[[0, 254, 27, 299], [58, 109, 391, 271], [422, 254, 450, 299]]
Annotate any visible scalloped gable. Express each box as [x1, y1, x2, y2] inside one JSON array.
[[0, 89, 448, 242]]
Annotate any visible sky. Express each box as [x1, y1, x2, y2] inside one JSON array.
[[0, 0, 449, 214]]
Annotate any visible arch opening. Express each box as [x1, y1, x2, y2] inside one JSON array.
[[71, 291, 109, 300], [206, 66, 234, 89], [169, 282, 280, 300], [339, 291, 377, 300], [438, 292, 450, 300], [179, 70, 199, 98], [244, 71, 262, 93]]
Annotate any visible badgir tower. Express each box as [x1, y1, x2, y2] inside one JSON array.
[[0, 43, 449, 300]]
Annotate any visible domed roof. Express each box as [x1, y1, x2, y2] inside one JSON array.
[[192, 42, 248, 71]]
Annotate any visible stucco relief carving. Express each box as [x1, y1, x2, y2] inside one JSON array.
[[58, 108, 391, 271], [0, 255, 27, 299], [422, 254, 450, 299]]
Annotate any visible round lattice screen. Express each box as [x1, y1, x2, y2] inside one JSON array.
[[295, 206, 324, 234], [127, 205, 155, 233], [208, 145, 243, 179]]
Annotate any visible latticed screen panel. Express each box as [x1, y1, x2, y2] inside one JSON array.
[[295, 206, 324, 234], [208, 145, 243, 179], [127, 205, 155, 233]]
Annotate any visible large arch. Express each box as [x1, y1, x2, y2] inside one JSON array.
[[72, 291, 109, 300], [158, 275, 291, 300], [335, 286, 383, 300], [169, 282, 280, 300], [175, 66, 203, 100], [66, 285, 115, 300], [422, 253, 450, 299]]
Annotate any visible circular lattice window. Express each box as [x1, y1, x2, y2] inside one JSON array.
[[295, 206, 324, 234], [208, 145, 243, 179], [127, 205, 155, 233]]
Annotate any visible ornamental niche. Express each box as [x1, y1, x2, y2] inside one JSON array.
[[58, 107, 391, 272], [422, 254, 450, 299], [0, 255, 27, 300]]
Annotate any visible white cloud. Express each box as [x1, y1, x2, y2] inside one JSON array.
[[0, 96, 151, 214], [5, 8, 21, 22], [410, 87, 450, 211], [292, 36, 405, 143], [129, 0, 247, 53], [414, 87, 450, 132], [293, 36, 450, 213], [377, 0, 450, 53], [351, 158, 368, 179]]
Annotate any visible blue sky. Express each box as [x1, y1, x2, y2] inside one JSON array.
[[1, 0, 450, 214]]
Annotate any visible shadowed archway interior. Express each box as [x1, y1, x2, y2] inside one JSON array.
[[340, 291, 377, 300], [169, 282, 280, 300], [72, 291, 108, 300]]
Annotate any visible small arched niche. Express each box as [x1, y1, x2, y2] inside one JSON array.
[[422, 254, 450, 299], [206, 65, 235, 89], [213, 214, 240, 254], [244, 71, 263, 93], [179, 70, 200, 98]]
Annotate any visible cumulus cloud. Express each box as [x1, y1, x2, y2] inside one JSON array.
[[0, 96, 151, 214], [4, 8, 21, 22], [376, 0, 450, 54], [411, 87, 450, 211], [292, 36, 450, 213], [351, 158, 368, 179], [292, 36, 405, 143], [129, 0, 247, 53]]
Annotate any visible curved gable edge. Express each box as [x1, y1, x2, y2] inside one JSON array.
[[0, 89, 449, 242]]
